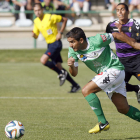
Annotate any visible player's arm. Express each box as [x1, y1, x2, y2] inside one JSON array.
[[56, 17, 67, 40], [105, 23, 112, 33], [112, 32, 140, 50], [115, 22, 136, 42], [67, 57, 78, 77], [32, 23, 39, 39], [32, 32, 38, 39], [59, 17, 67, 34]]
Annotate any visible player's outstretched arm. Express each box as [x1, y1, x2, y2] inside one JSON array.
[[112, 32, 140, 50], [67, 57, 78, 77]]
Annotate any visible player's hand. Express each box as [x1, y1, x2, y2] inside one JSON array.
[[56, 33, 62, 41], [67, 57, 75, 67], [115, 22, 122, 33], [32, 32, 38, 39]]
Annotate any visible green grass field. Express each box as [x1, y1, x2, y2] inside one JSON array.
[[0, 49, 140, 140]]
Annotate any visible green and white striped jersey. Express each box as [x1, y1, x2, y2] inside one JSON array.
[[68, 33, 124, 74]]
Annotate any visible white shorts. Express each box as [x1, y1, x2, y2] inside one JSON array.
[[92, 68, 127, 100]]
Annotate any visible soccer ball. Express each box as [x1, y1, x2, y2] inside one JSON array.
[[5, 120, 25, 139]]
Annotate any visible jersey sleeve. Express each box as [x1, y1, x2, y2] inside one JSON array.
[[106, 23, 112, 33], [51, 14, 62, 24], [94, 33, 114, 47], [131, 20, 140, 41], [33, 22, 40, 36]]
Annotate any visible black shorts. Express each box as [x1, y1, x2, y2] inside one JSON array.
[[45, 40, 63, 64], [125, 70, 140, 82], [120, 56, 140, 82]]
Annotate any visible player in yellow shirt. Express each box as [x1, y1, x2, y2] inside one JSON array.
[[32, 3, 81, 92]]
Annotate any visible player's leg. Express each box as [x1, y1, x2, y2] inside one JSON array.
[[86, 68, 127, 134], [55, 62, 67, 86], [125, 71, 139, 93], [133, 71, 140, 103], [45, 40, 68, 86], [112, 93, 129, 114], [40, 54, 62, 74], [111, 93, 140, 122], [63, 67, 81, 93], [82, 80, 109, 134], [40, 41, 67, 85], [56, 57, 81, 91]]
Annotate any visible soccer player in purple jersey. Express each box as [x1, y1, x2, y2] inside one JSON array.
[[106, 3, 140, 103]]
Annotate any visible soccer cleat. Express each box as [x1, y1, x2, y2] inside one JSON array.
[[89, 121, 110, 134], [135, 85, 140, 104], [68, 84, 81, 93], [58, 70, 67, 86]]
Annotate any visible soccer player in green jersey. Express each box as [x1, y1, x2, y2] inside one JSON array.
[[66, 27, 140, 134]]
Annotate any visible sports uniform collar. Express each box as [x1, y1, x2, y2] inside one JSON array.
[[116, 19, 132, 25], [81, 38, 90, 51]]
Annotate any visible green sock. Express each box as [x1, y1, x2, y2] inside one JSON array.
[[125, 105, 140, 122], [85, 93, 107, 124]]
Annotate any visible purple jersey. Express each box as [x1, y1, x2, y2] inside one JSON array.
[[106, 19, 140, 59]]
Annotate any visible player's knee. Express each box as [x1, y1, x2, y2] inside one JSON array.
[[40, 58, 46, 65], [117, 107, 129, 114], [82, 87, 90, 97]]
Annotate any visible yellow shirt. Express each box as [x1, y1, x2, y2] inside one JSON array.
[[33, 14, 62, 44]]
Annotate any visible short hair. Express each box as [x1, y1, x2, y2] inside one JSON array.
[[66, 27, 86, 41], [117, 3, 129, 11], [33, 3, 43, 9]]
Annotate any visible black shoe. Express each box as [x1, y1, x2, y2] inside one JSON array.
[[58, 70, 67, 86], [68, 84, 81, 93]]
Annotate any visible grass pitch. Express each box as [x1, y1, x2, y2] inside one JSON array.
[[0, 49, 140, 140]]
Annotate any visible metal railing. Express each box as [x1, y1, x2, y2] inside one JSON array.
[[0, 9, 140, 48]]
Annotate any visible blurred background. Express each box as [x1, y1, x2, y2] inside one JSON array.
[[0, 0, 140, 49]]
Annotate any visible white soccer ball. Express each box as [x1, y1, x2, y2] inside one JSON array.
[[5, 120, 25, 139]]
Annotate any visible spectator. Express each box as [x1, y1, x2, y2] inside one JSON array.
[[104, 0, 111, 9], [0, 0, 11, 11], [12, 0, 33, 21], [109, 0, 125, 21], [53, 0, 71, 16], [41, 0, 56, 11], [129, 0, 132, 4], [71, 0, 90, 17], [53, 0, 71, 10], [129, 0, 140, 12], [26, 0, 33, 10], [23, 0, 40, 11]]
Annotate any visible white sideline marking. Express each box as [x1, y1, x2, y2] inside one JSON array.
[[0, 97, 136, 100]]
